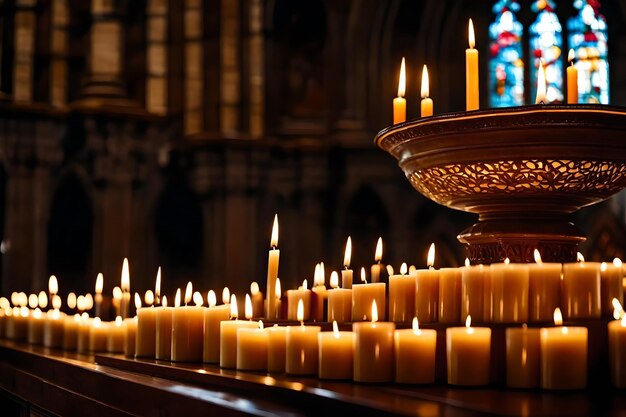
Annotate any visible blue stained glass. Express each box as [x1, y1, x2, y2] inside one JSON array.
[[530, 0, 564, 103], [567, 0, 609, 104], [489, 0, 524, 107]]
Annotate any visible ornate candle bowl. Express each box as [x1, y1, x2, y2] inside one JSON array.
[[375, 105, 626, 264]]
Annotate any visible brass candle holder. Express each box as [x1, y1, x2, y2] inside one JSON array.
[[376, 105, 626, 264]]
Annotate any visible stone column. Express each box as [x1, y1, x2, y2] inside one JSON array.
[[184, 0, 203, 134], [220, 0, 240, 135], [12, 0, 36, 103], [146, 0, 168, 115]]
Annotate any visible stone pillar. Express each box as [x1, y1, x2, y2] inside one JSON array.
[[13, 0, 36, 103], [220, 0, 240, 134], [146, 0, 168, 115], [50, 0, 69, 107], [184, 0, 203, 135], [247, 0, 264, 138]]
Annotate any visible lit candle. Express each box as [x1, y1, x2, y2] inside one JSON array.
[[89, 317, 108, 352], [203, 289, 230, 363], [341, 236, 353, 289], [94, 273, 103, 318], [394, 317, 437, 384], [567, 49, 578, 104], [63, 314, 80, 351], [120, 258, 131, 319], [250, 282, 264, 318], [461, 260, 487, 322], [609, 299, 626, 388], [446, 315, 491, 386], [371, 237, 383, 283], [237, 320, 268, 371], [311, 263, 327, 322], [107, 316, 125, 353], [76, 313, 92, 354], [506, 325, 540, 388], [415, 243, 439, 323], [393, 57, 407, 124], [389, 263, 415, 322], [135, 291, 157, 358], [327, 271, 352, 323], [540, 308, 588, 390], [601, 259, 624, 318], [267, 324, 287, 373], [353, 300, 395, 382], [466, 19, 479, 111], [535, 59, 547, 104], [528, 250, 561, 323], [274, 279, 282, 320], [287, 280, 312, 321], [43, 308, 65, 348], [420, 64, 433, 117], [112, 287, 121, 318], [318, 321, 354, 380], [220, 294, 258, 369], [6, 306, 29, 341], [155, 295, 173, 360], [562, 254, 601, 320], [48, 275, 58, 307], [286, 300, 321, 375], [439, 267, 462, 324], [352, 268, 386, 321], [38, 291, 48, 311], [154, 266, 161, 305], [27, 308, 45, 345], [172, 283, 205, 362], [265, 214, 280, 320], [123, 316, 137, 357], [491, 258, 529, 323]]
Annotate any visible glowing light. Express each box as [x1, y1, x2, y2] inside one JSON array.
[[535, 59, 547, 104], [115, 316, 123, 326], [344, 237, 352, 268], [534, 249, 542, 264], [208, 290, 217, 308], [223, 287, 230, 305], [145, 290, 154, 306], [427, 243, 435, 268], [28, 294, 37, 309], [469, 18, 476, 49], [49, 275, 58, 295], [398, 57, 406, 97], [360, 267, 367, 284], [121, 258, 130, 292], [95, 273, 103, 294], [175, 288, 181, 308], [400, 263, 408, 275], [296, 299, 304, 323], [412, 317, 421, 335], [330, 271, 339, 289], [162, 295, 168, 308], [134, 293, 142, 309], [421, 65, 430, 99], [155, 267, 161, 301], [250, 282, 260, 296], [230, 294, 238, 319], [553, 307, 563, 326], [270, 214, 279, 248], [333, 320, 340, 338], [184, 282, 193, 305], [245, 294, 253, 320], [275, 278, 281, 299], [577, 252, 585, 262], [193, 291, 203, 306], [371, 300, 378, 323], [52, 295, 62, 310], [374, 238, 383, 263]]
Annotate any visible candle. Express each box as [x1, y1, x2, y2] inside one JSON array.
[[327, 271, 352, 323], [446, 315, 491, 386], [154, 266, 161, 305], [27, 308, 45, 344], [341, 236, 353, 289], [63, 314, 80, 351], [466, 19, 479, 111], [394, 318, 437, 384], [318, 321, 354, 380], [506, 325, 540, 388], [529, 250, 561, 323], [237, 320, 268, 371], [370, 237, 383, 283], [415, 243, 439, 323], [562, 256, 601, 320], [540, 308, 588, 390], [601, 259, 624, 317], [393, 57, 406, 124], [567, 49, 578, 104], [265, 214, 280, 320], [48, 275, 58, 307], [609, 300, 626, 388], [89, 317, 108, 352], [38, 291, 48, 311], [220, 294, 258, 368], [107, 316, 125, 353], [461, 260, 487, 322], [535, 59, 547, 104], [6, 307, 28, 340], [203, 289, 230, 363], [439, 267, 462, 324], [267, 324, 287, 373], [135, 291, 157, 358], [420, 64, 433, 117], [77, 314, 92, 354], [124, 317, 137, 357], [389, 263, 415, 322], [112, 287, 121, 318], [286, 300, 321, 375], [120, 258, 131, 318], [94, 273, 103, 318], [250, 282, 264, 318], [491, 259, 529, 323], [274, 279, 282, 320], [353, 300, 395, 382], [155, 295, 173, 360], [287, 280, 311, 321], [352, 268, 386, 321], [311, 263, 327, 322], [43, 309, 65, 348], [172, 284, 205, 362]]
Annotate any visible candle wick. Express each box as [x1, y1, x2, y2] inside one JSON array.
[[539, 100, 545, 105]]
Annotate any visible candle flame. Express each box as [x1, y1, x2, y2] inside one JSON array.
[[275, 278, 281, 298], [77, 295, 85, 311], [614, 258, 623, 268], [112, 287, 121, 300], [553, 307, 563, 326], [468, 18, 475, 49], [333, 320, 340, 338], [21, 306, 29, 317], [330, 271, 339, 289], [259, 320, 264, 330], [121, 258, 130, 292], [504, 257, 510, 265], [223, 287, 230, 305], [601, 262, 608, 272], [184, 282, 193, 305], [208, 290, 217, 308], [66, 292, 75, 309], [427, 243, 435, 267], [49, 275, 58, 295], [28, 294, 37, 309], [344, 236, 352, 268], [412, 317, 421, 335], [297, 298, 304, 323], [162, 295, 168, 308], [400, 263, 408, 275], [302, 279, 308, 290], [568, 48, 575, 64], [535, 59, 547, 104], [465, 315, 472, 328], [95, 273, 103, 294], [398, 57, 406, 98], [465, 258, 470, 267], [371, 299, 378, 323], [82, 294, 90, 310], [386, 265, 394, 276], [193, 291, 203, 306], [33, 308, 42, 319], [230, 294, 238, 318], [94, 317, 101, 328], [245, 294, 253, 319], [155, 267, 161, 301], [145, 290, 154, 306], [115, 316, 123, 326], [134, 292, 142, 309], [613, 298, 625, 320], [314, 263, 321, 286], [52, 295, 61, 310], [39, 291, 48, 309], [533, 249, 542, 264], [374, 237, 383, 262], [19, 292, 27, 307], [577, 252, 585, 262], [250, 282, 260, 296], [175, 288, 181, 308], [319, 262, 325, 285], [270, 214, 279, 248], [421, 64, 430, 99]]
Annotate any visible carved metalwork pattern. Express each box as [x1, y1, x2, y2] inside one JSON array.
[[465, 240, 578, 264]]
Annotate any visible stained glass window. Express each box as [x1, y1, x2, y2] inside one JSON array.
[[489, 0, 524, 107], [567, 0, 609, 104], [530, 0, 563, 103]]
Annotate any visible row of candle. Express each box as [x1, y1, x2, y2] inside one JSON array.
[[392, 19, 582, 124]]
